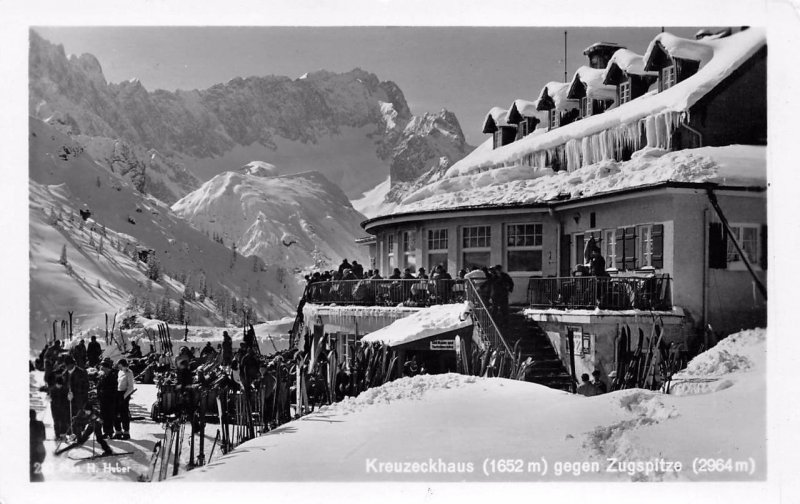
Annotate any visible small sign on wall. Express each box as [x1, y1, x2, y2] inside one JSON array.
[[430, 339, 455, 351], [582, 333, 592, 355]]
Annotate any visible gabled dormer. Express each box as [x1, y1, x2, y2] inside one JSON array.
[[566, 66, 617, 119], [583, 42, 626, 70], [482, 107, 517, 149], [535, 82, 579, 131], [643, 33, 713, 92], [507, 99, 542, 140], [602, 49, 658, 105]]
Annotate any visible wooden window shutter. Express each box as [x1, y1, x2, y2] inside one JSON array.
[[624, 226, 637, 270], [760, 224, 767, 270], [708, 222, 727, 269], [652, 223, 664, 269], [615, 228, 625, 269]]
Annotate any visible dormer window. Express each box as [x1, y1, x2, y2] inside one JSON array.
[[619, 80, 632, 104], [549, 110, 559, 129], [661, 64, 676, 89]]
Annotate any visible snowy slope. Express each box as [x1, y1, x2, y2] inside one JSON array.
[[171, 167, 368, 275], [29, 117, 298, 348], [351, 176, 395, 218], [179, 328, 766, 482]]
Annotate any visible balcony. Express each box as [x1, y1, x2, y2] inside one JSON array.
[[527, 274, 672, 311], [304, 279, 466, 307]]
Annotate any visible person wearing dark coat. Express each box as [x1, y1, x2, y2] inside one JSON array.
[[200, 342, 216, 360], [86, 336, 102, 367], [30, 410, 46, 482], [589, 248, 609, 277], [61, 355, 89, 419], [370, 269, 383, 280], [96, 358, 118, 438], [243, 325, 257, 350], [337, 258, 352, 275], [401, 268, 415, 280], [240, 347, 261, 390], [127, 340, 143, 358], [54, 404, 113, 456], [490, 265, 514, 325], [72, 339, 87, 369], [48, 376, 70, 440], [351, 260, 364, 279], [221, 331, 233, 366], [388, 268, 402, 280]]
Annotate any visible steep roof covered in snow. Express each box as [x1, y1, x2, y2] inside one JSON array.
[[482, 107, 512, 133], [643, 32, 715, 70], [536, 81, 577, 111], [507, 99, 547, 126], [430, 28, 764, 180], [567, 66, 618, 101], [603, 49, 656, 81]]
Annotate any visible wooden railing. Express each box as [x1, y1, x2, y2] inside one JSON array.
[[303, 279, 466, 307], [527, 274, 672, 311]]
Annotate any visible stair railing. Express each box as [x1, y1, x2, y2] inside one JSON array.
[[288, 284, 310, 349], [465, 278, 516, 363]]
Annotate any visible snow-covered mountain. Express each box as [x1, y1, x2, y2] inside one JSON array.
[[28, 117, 299, 346], [172, 166, 369, 274], [29, 30, 473, 206]]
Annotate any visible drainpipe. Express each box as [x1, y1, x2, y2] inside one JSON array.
[[681, 122, 704, 147]]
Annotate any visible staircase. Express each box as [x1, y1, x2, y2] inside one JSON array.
[[503, 310, 575, 392]]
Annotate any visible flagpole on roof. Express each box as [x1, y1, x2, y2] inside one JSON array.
[[564, 30, 568, 83]]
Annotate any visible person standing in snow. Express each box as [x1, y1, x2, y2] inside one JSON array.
[[221, 331, 233, 366], [48, 375, 70, 440], [96, 358, 118, 438], [114, 359, 135, 440], [86, 335, 102, 368], [62, 355, 89, 420], [30, 410, 46, 482], [72, 339, 87, 369], [577, 373, 598, 397]]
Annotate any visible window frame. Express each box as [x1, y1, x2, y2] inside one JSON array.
[[387, 233, 396, 269], [604, 229, 617, 271], [549, 110, 559, 129], [401, 230, 417, 272], [619, 80, 632, 104], [725, 223, 761, 271], [462, 225, 492, 269], [637, 224, 654, 268], [506, 223, 543, 274], [661, 64, 676, 90]]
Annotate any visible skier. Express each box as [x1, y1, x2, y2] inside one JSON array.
[[86, 336, 102, 368], [221, 331, 233, 366], [114, 359, 135, 440], [97, 358, 118, 438], [30, 410, 46, 482], [62, 355, 89, 419], [576, 373, 598, 397], [591, 369, 608, 394], [54, 404, 113, 457], [72, 339, 87, 369], [48, 375, 70, 440]]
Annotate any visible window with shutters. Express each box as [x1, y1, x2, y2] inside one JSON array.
[[462, 226, 491, 270], [506, 223, 543, 273], [549, 110, 559, 129], [638, 225, 654, 267], [726, 223, 760, 269], [604, 229, 617, 269]]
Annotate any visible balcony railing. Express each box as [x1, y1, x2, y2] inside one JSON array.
[[527, 274, 672, 311], [304, 279, 466, 307]]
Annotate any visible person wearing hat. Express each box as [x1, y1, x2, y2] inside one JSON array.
[[490, 264, 514, 327], [114, 359, 135, 440], [96, 358, 118, 438], [61, 355, 89, 421], [86, 335, 102, 368]]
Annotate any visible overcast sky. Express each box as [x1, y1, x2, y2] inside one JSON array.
[[34, 26, 710, 146]]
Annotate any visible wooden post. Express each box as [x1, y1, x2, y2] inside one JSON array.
[[567, 328, 577, 393]]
